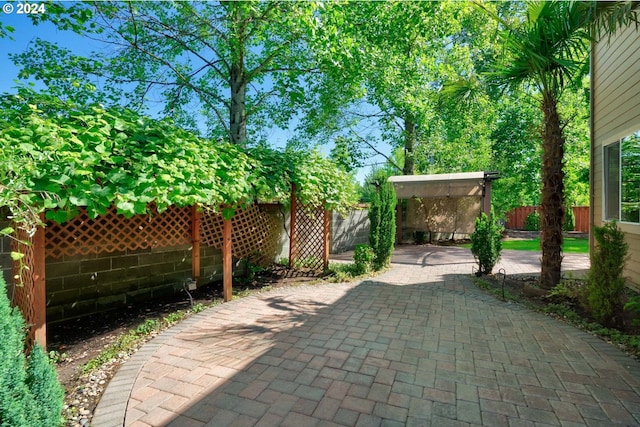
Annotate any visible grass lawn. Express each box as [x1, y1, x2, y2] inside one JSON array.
[[461, 237, 589, 254]]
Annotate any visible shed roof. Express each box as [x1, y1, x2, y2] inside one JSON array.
[[388, 172, 497, 199]]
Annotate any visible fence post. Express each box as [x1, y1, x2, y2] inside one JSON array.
[[289, 183, 297, 269], [33, 220, 46, 348], [191, 205, 200, 284], [323, 210, 330, 270], [223, 212, 232, 302]]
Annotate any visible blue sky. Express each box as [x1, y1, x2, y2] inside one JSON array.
[[0, 9, 90, 93], [0, 4, 387, 184]]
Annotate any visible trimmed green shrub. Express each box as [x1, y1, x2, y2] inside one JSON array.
[[471, 212, 503, 275], [353, 244, 375, 275], [0, 275, 64, 427], [624, 296, 640, 328], [524, 210, 540, 231], [586, 221, 628, 327], [368, 182, 397, 271], [564, 206, 574, 232], [26, 345, 65, 426]]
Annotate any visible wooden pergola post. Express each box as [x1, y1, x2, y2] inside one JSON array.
[[288, 183, 297, 269], [323, 210, 330, 270], [396, 200, 403, 245], [222, 211, 233, 302], [483, 178, 492, 217], [33, 222, 46, 348], [191, 205, 201, 284]]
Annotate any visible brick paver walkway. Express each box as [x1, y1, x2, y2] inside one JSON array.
[[93, 246, 640, 426]]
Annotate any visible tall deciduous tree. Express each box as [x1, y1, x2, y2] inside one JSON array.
[[15, 1, 319, 146], [477, 1, 637, 288], [304, 1, 496, 175]]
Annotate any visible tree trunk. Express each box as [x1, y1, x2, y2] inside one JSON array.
[[539, 92, 565, 289], [229, 3, 248, 147], [229, 62, 247, 147], [403, 116, 416, 175]]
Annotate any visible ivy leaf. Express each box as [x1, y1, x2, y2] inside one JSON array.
[[46, 209, 71, 224], [116, 201, 136, 217], [113, 118, 126, 131], [11, 251, 25, 261]]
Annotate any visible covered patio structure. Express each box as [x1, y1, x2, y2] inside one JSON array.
[[388, 171, 499, 243]]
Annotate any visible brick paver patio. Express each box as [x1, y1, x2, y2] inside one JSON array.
[[93, 245, 640, 426]]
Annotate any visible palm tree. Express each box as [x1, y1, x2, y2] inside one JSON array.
[[477, 1, 638, 289]]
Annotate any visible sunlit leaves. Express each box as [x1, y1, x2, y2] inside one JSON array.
[[17, 1, 321, 145], [0, 90, 356, 224]]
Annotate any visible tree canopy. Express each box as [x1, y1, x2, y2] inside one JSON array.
[[6, 0, 628, 226], [15, 1, 320, 146]]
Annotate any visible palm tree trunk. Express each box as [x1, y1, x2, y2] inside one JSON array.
[[539, 91, 565, 289]]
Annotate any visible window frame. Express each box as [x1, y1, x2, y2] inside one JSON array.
[[603, 131, 640, 225]]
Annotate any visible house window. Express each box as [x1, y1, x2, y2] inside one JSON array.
[[604, 131, 640, 224], [604, 142, 619, 220]]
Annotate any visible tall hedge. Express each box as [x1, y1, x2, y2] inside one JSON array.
[[368, 182, 397, 270], [0, 275, 64, 427]]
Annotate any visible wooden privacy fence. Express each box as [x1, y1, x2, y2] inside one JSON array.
[[505, 206, 589, 232], [8, 198, 329, 348]]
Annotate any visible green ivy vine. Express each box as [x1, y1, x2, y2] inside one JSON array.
[[0, 89, 357, 227]]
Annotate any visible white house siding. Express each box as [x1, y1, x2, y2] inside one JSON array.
[[592, 22, 640, 288]]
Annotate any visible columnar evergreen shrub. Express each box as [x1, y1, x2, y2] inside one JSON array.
[[564, 206, 575, 231], [524, 210, 541, 231], [470, 213, 503, 275], [26, 344, 65, 426], [0, 275, 64, 427], [368, 182, 397, 271], [587, 221, 628, 327]]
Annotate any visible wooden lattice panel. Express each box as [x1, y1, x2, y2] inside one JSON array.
[[292, 204, 325, 271], [200, 205, 282, 265], [45, 205, 192, 259], [11, 227, 38, 348]]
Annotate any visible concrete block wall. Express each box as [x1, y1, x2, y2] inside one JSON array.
[[259, 204, 290, 262], [331, 209, 370, 254], [45, 244, 223, 323], [2, 204, 376, 323]]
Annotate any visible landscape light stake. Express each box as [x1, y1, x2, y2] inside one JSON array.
[[498, 268, 507, 300]]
